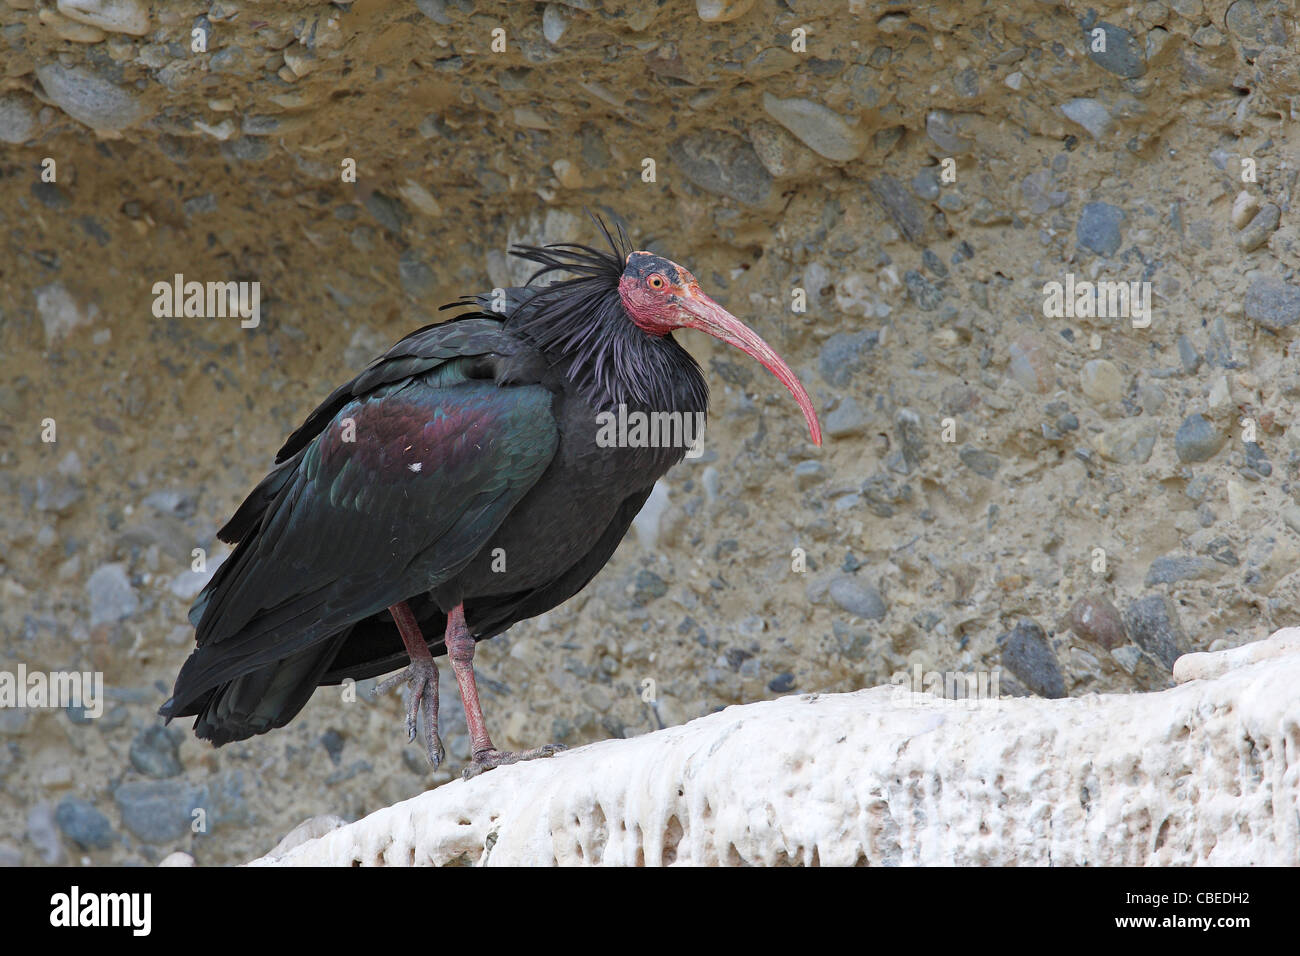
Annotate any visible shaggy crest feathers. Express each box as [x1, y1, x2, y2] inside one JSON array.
[[449, 217, 709, 416]]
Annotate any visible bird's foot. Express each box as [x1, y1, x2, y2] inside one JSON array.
[[461, 743, 565, 780], [374, 658, 446, 769]]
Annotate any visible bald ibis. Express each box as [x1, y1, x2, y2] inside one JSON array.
[[160, 221, 822, 778]]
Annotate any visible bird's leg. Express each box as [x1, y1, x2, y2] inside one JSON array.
[[374, 601, 445, 769], [444, 602, 564, 780]]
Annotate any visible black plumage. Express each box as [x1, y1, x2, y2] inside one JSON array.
[[161, 219, 820, 774]]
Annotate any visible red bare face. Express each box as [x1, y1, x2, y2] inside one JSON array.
[[617, 251, 822, 445], [617, 253, 702, 336]]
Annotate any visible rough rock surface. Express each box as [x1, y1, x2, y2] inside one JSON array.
[[3, 0, 1300, 865], [251, 629, 1300, 866]]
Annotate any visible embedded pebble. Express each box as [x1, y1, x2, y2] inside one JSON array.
[[55, 798, 114, 850], [696, 0, 754, 22], [903, 270, 943, 311], [868, 175, 928, 244], [761, 94, 867, 162], [825, 397, 868, 438], [834, 273, 877, 317], [283, 46, 318, 79], [35, 474, 84, 513], [1076, 202, 1125, 256], [1225, 0, 1288, 45], [894, 409, 926, 471], [27, 804, 65, 865], [959, 447, 1001, 478], [37, 283, 96, 343], [1204, 317, 1236, 367], [0, 91, 38, 144], [1061, 98, 1112, 139], [669, 131, 772, 206], [954, 67, 980, 98], [183, 193, 219, 216], [1174, 413, 1225, 462], [397, 180, 441, 218], [1000, 619, 1064, 698], [1138, 384, 1165, 415], [925, 109, 975, 154], [1244, 276, 1300, 330], [1007, 338, 1052, 393], [209, 47, 245, 73], [1242, 441, 1272, 478], [1085, 21, 1147, 78], [1177, 335, 1203, 373], [1230, 190, 1260, 229], [399, 249, 435, 297], [911, 167, 940, 201], [794, 461, 826, 488], [56, 0, 149, 35], [0, 710, 29, 735], [542, 5, 569, 45], [632, 570, 668, 606], [415, 0, 452, 23], [129, 726, 184, 779], [1207, 375, 1232, 416], [1021, 170, 1068, 215], [1094, 418, 1157, 464], [1124, 596, 1190, 669], [818, 331, 877, 387], [86, 563, 139, 626], [113, 780, 206, 844], [1237, 202, 1279, 252], [35, 63, 147, 131], [1283, 504, 1300, 537], [1109, 645, 1170, 689], [1202, 536, 1239, 566], [222, 134, 271, 161], [1144, 554, 1221, 587], [1080, 359, 1123, 403], [748, 121, 818, 178], [41, 9, 107, 42], [768, 672, 795, 693], [362, 192, 407, 235], [1067, 594, 1128, 650], [828, 577, 886, 620]]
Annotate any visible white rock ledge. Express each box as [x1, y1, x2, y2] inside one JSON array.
[[250, 628, 1300, 866]]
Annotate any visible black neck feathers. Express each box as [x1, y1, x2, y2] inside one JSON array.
[[503, 225, 709, 419]]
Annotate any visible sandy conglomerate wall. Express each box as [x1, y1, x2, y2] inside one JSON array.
[[0, 0, 1297, 864]]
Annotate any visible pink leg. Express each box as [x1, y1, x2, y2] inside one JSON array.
[[444, 603, 496, 756], [444, 602, 565, 779], [374, 601, 445, 768]]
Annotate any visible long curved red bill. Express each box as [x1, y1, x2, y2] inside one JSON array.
[[677, 288, 822, 446]]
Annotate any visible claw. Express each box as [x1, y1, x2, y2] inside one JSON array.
[[375, 658, 444, 770], [462, 743, 566, 780]]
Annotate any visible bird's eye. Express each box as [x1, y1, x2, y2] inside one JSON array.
[[648, 274, 665, 290]]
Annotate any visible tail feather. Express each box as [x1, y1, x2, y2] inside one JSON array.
[[163, 631, 349, 746]]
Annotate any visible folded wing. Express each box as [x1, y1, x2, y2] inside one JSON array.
[[160, 319, 558, 737]]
